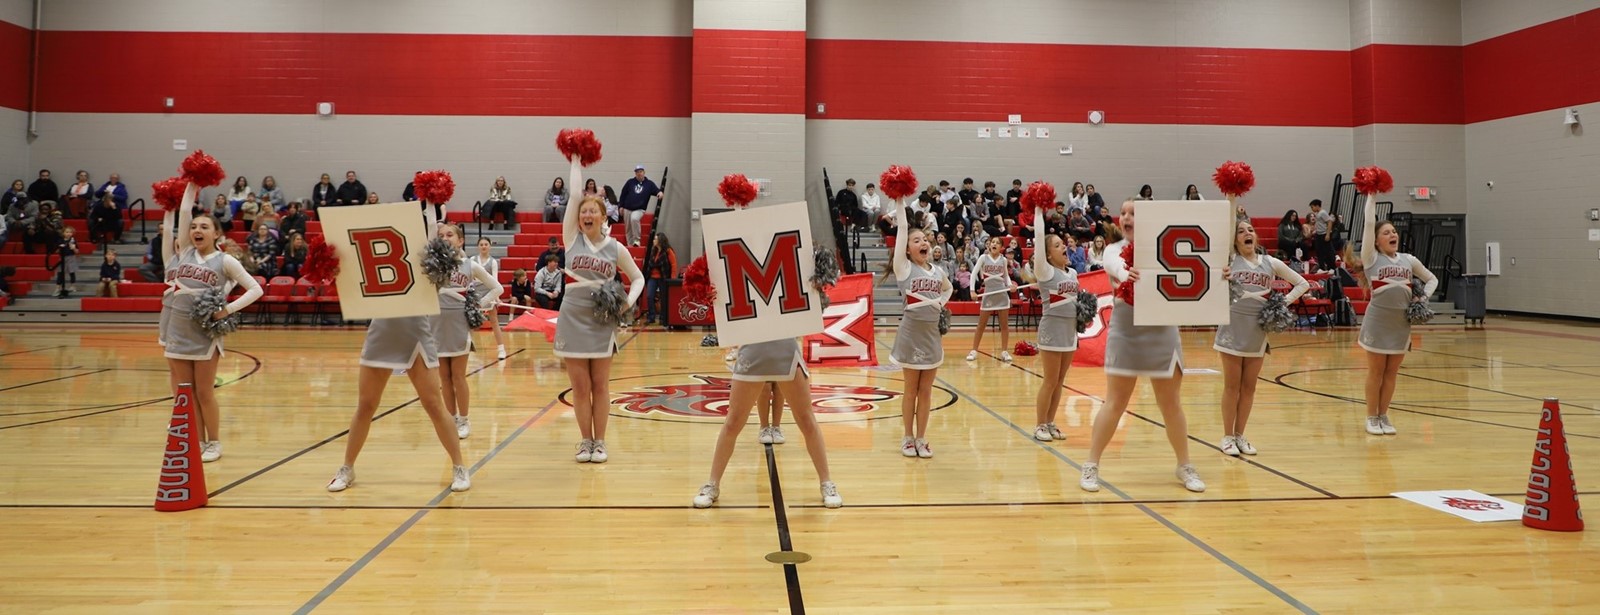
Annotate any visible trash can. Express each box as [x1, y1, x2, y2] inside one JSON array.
[[1457, 274, 1486, 326]]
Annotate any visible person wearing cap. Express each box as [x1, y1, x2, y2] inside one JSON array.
[[619, 164, 662, 246]]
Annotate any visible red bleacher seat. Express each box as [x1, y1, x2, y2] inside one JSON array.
[[0, 254, 48, 267], [12, 268, 54, 282], [111, 282, 168, 297], [81, 297, 164, 312]]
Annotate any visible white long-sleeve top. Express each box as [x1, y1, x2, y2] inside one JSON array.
[[564, 161, 645, 307]]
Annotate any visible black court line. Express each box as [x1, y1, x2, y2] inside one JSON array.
[[1398, 371, 1600, 413], [294, 398, 560, 614], [0, 345, 66, 358], [981, 351, 1340, 499], [0, 369, 112, 392], [932, 370, 1318, 614], [764, 443, 806, 614], [0, 351, 264, 430], [208, 349, 525, 498], [1269, 369, 1600, 439]]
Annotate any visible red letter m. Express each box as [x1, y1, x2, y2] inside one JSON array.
[[349, 228, 415, 297], [716, 231, 810, 321]]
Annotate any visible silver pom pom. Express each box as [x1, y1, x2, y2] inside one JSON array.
[[812, 247, 841, 289], [1075, 290, 1098, 333], [191, 287, 241, 339], [591, 279, 632, 325], [463, 286, 487, 329], [1257, 291, 1297, 333], [701, 334, 719, 347], [422, 238, 456, 289], [1407, 278, 1435, 325], [937, 307, 952, 336], [1228, 279, 1245, 303]]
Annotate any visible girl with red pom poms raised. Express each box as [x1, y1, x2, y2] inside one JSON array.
[[882, 165, 952, 459], [1353, 166, 1436, 436]]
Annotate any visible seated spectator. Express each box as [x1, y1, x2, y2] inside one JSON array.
[[1138, 184, 1154, 200], [334, 171, 367, 206], [5, 182, 37, 248], [402, 173, 418, 202], [1067, 236, 1090, 273], [255, 207, 281, 237], [98, 249, 122, 297], [96, 173, 129, 211], [4, 179, 30, 214], [509, 268, 534, 307], [533, 255, 564, 309], [860, 183, 884, 228], [258, 175, 285, 212], [1087, 235, 1107, 271], [1276, 210, 1305, 260], [603, 186, 621, 224], [65, 170, 94, 218], [90, 194, 123, 243], [237, 193, 265, 232], [281, 232, 308, 279], [280, 201, 308, 238], [1185, 184, 1204, 200], [209, 194, 234, 231], [27, 203, 63, 255], [539, 236, 565, 268], [309, 173, 336, 211], [1067, 208, 1094, 242], [485, 176, 517, 231], [227, 176, 251, 217], [366, 192, 380, 205], [952, 261, 972, 301], [139, 223, 166, 282], [540, 176, 567, 225], [28, 169, 60, 212], [248, 225, 280, 277]]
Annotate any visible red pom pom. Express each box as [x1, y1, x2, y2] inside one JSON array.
[[1353, 165, 1394, 195], [1012, 341, 1039, 357], [302, 235, 340, 284], [717, 174, 758, 208], [150, 176, 188, 212], [878, 165, 918, 201], [179, 150, 226, 188], [1019, 181, 1056, 218], [413, 170, 455, 205], [1114, 242, 1135, 306], [555, 128, 604, 167], [683, 255, 714, 303], [1212, 161, 1255, 198]]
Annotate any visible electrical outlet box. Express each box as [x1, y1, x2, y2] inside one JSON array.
[[1590, 208, 1600, 221], [1510, 257, 1516, 266], [1590, 229, 1600, 241]]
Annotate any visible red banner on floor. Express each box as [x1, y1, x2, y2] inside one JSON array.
[[804, 273, 877, 367]]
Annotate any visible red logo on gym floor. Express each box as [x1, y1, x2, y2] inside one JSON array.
[[1441, 497, 1504, 512], [610, 374, 896, 418]]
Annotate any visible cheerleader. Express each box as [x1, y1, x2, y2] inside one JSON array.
[[436, 225, 504, 440], [965, 237, 1014, 362], [159, 197, 263, 463], [890, 200, 953, 458], [1081, 200, 1223, 493], [1029, 209, 1079, 443], [555, 165, 644, 463], [692, 337, 841, 508], [326, 211, 473, 493], [471, 237, 509, 360], [1357, 201, 1436, 436], [1213, 221, 1308, 455]]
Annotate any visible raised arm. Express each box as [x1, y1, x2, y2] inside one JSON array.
[[1031, 210, 1053, 285], [563, 160, 583, 246], [1102, 241, 1130, 284], [175, 183, 198, 254], [220, 255, 264, 314], [617, 252, 646, 307], [1410, 255, 1438, 298], [1270, 255, 1311, 303], [468, 260, 504, 308], [892, 199, 910, 280], [1360, 197, 1378, 268]]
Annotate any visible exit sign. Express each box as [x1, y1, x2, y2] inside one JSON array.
[[1410, 186, 1433, 200]]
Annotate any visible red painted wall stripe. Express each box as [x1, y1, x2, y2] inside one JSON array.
[[0, 20, 30, 111], [1352, 44, 1464, 125], [807, 39, 1355, 127], [36, 31, 691, 117], [693, 29, 805, 115], [1463, 8, 1600, 124]]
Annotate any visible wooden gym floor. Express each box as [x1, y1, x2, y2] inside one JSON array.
[[0, 319, 1596, 613]]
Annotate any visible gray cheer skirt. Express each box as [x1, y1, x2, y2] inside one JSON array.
[[1104, 299, 1181, 378], [1037, 314, 1079, 353], [1213, 297, 1268, 358], [361, 315, 441, 370], [891, 315, 944, 370], [731, 338, 809, 382], [553, 288, 618, 359]]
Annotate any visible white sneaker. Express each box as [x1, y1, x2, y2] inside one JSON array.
[[758, 427, 775, 444], [1177, 464, 1206, 492], [1365, 416, 1384, 435], [1046, 422, 1063, 440], [1079, 462, 1101, 492], [965, 350, 978, 361], [455, 416, 470, 439], [450, 465, 471, 492], [575, 439, 595, 462], [770, 426, 785, 444], [200, 440, 221, 462], [1000, 351, 1014, 362], [915, 438, 933, 459], [1033, 424, 1053, 442], [327, 465, 354, 492], [820, 480, 843, 508], [1235, 434, 1258, 455], [496, 345, 507, 360], [590, 440, 608, 463], [901, 436, 918, 457], [693, 482, 719, 508], [1220, 435, 1240, 457], [1379, 415, 1397, 435]]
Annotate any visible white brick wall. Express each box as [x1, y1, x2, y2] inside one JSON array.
[[1355, 0, 1463, 46], [690, 113, 807, 255], [39, 0, 692, 35], [1465, 101, 1600, 317], [1, 108, 27, 183], [810, 0, 1350, 50], [1355, 124, 1467, 214], [695, 0, 805, 30], [1461, 0, 1600, 43]]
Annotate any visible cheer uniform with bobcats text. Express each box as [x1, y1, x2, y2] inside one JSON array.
[[1036, 263, 1081, 353], [1214, 253, 1309, 358], [158, 248, 261, 360], [554, 234, 623, 358]]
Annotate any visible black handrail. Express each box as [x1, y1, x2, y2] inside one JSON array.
[[471, 199, 484, 240], [132, 198, 149, 244], [821, 168, 854, 274], [642, 165, 668, 278]]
